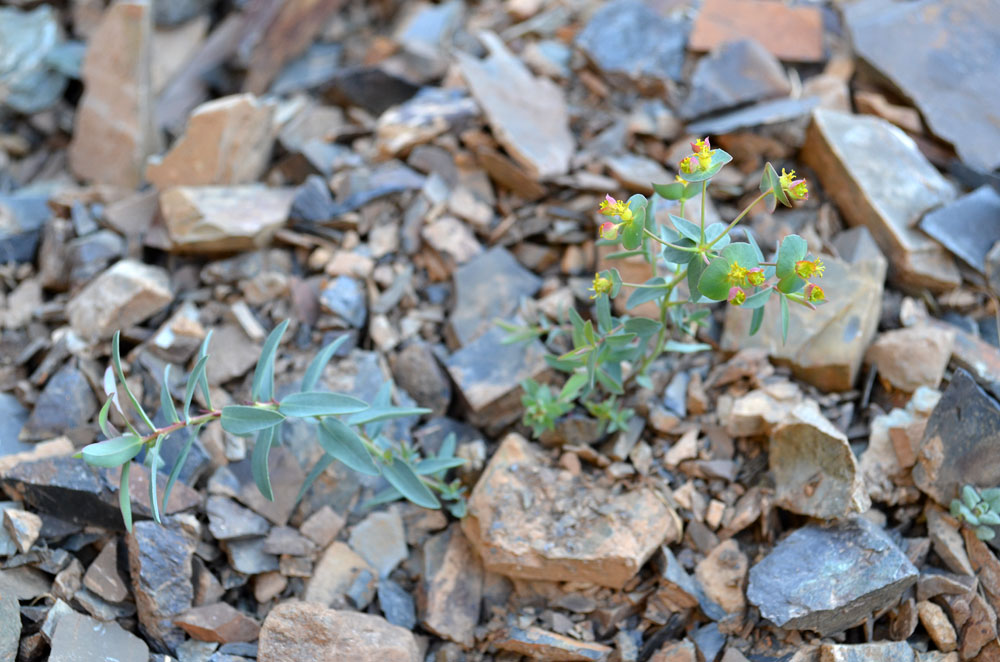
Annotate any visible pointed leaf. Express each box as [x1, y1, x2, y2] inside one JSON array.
[[663, 341, 711, 354], [624, 317, 660, 338], [296, 453, 336, 505], [103, 366, 123, 417], [741, 287, 773, 309], [687, 255, 708, 303], [302, 335, 350, 392], [162, 428, 198, 514], [626, 284, 667, 309], [119, 461, 133, 532], [595, 294, 613, 333], [415, 457, 466, 475], [196, 330, 213, 411], [559, 372, 588, 401], [749, 307, 765, 336], [252, 425, 277, 501], [743, 227, 765, 262], [98, 398, 116, 439], [252, 319, 289, 402], [317, 418, 380, 476], [278, 391, 369, 418], [160, 364, 179, 424], [148, 436, 163, 524], [346, 406, 430, 426], [660, 228, 697, 265], [183, 356, 209, 422], [362, 486, 404, 509], [81, 435, 144, 468], [381, 456, 440, 509], [670, 214, 702, 242], [220, 406, 285, 436], [704, 222, 730, 251], [112, 331, 154, 430]]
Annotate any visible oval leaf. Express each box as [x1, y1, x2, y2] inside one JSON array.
[[697, 257, 731, 301], [317, 418, 380, 476], [220, 406, 286, 436], [721, 242, 759, 269], [677, 149, 733, 182], [776, 234, 808, 279], [741, 287, 773, 309], [81, 435, 144, 468], [652, 182, 686, 200], [670, 214, 702, 242], [279, 391, 369, 418], [381, 456, 440, 509]]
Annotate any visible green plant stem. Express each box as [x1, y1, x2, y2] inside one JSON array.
[[642, 228, 699, 251], [706, 191, 770, 250], [140, 410, 221, 445], [699, 180, 707, 244]]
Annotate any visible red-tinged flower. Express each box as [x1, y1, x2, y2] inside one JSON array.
[[805, 282, 825, 303], [789, 179, 809, 200], [690, 137, 711, 153], [599, 221, 619, 241], [747, 267, 766, 287], [794, 258, 825, 279], [728, 286, 746, 305], [599, 195, 633, 221], [679, 156, 696, 174]]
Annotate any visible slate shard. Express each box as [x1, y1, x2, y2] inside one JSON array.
[[919, 186, 1000, 276], [747, 517, 918, 636], [679, 39, 790, 120]]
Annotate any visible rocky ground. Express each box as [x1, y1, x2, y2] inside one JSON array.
[[1, 0, 1000, 660]]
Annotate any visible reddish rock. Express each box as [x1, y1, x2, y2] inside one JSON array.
[[419, 524, 483, 647], [174, 602, 260, 643], [258, 602, 420, 662], [689, 0, 824, 62], [83, 539, 129, 604], [695, 540, 748, 614], [304, 542, 375, 608], [495, 626, 612, 661], [866, 325, 955, 392], [66, 259, 173, 341]]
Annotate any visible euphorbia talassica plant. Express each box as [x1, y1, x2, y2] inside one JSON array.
[[77, 323, 467, 531], [506, 137, 825, 438]]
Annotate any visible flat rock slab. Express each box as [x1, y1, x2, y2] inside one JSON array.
[[48, 609, 148, 662], [802, 108, 959, 293], [920, 185, 1000, 275], [420, 524, 482, 647], [146, 93, 276, 189], [770, 403, 870, 519], [259, 602, 420, 662], [458, 32, 573, 180], [747, 517, 918, 636], [19, 363, 98, 441], [689, 0, 824, 62], [462, 433, 681, 589], [686, 95, 820, 137], [913, 369, 1000, 505], [66, 258, 173, 341], [680, 39, 790, 120], [845, 0, 1000, 172], [576, 0, 688, 90], [866, 325, 955, 393], [723, 253, 884, 392], [495, 626, 613, 661], [376, 87, 480, 157], [159, 185, 294, 253], [819, 642, 915, 662], [127, 521, 195, 651]]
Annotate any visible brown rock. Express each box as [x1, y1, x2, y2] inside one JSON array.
[[961, 593, 997, 659], [253, 571, 287, 604], [146, 94, 276, 189], [66, 259, 173, 341], [151, 15, 210, 95], [68, 0, 160, 188], [695, 539, 748, 614], [83, 539, 129, 604], [890, 596, 919, 641], [174, 602, 260, 643], [420, 524, 483, 647], [159, 185, 294, 253], [303, 541, 375, 608], [689, 0, 824, 62], [2, 509, 40, 554], [495, 626, 613, 661], [855, 90, 923, 135], [650, 641, 697, 662], [258, 602, 420, 662], [866, 326, 955, 392], [927, 507, 974, 576], [299, 505, 345, 548], [462, 433, 681, 589], [918, 600, 958, 652], [962, 527, 1000, 615], [770, 403, 870, 518], [802, 109, 959, 293], [725, 381, 802, 437]]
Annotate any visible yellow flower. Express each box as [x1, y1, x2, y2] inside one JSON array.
[[789, 179, 809, 200], [727, 262, 749, 286], [778, 168, 796, 190], [728, 286, 746, 305], [599, 195, 633, 222], [794, 258, 825, 279], [590, 273, 612, 299], [746, 268, 766, 286], [679, 156, 696, 174], [599, 221, 619, 241], [805, 283, 825, 303]]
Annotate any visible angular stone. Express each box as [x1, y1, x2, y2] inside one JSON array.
[[918, 600, 958, 653], [420, 524, 482, 647], [422, 216, 483, 267], [304, 541, 376, 609], [445, 325, 551, 430], [462, 433, 681, 589], [3, 508, 41, 554], [378, 579, 416, 630], [650, 641, 696, 662], [680, 39, 790, 120], [913, 369, 1000, 505], [390, 342, 451, 417], [770, 403, 870, 518], [68, 0, 160, 189], [802, 109, 959, 293], [224, 537, 278, 575], [926, 507, 973, 576], [321, 66, 420, 116], [348, 509, 407, 578], [604, 154, 670, 195], [259, 602, 420, 662], [66, 230, 126, 288], [576, 0, 687, 89], [159, 185, 294, 254], [262, 527, 315, 557], [0, 575, 17, 660], [495, 626, 612, 661], [723, 253, 884, 392], [686, 95, 821, 136], [48, 610, 148, 662], [448, 246, 541, 347], [0, 192, 51, 264], [695, 540, 748, 615], [146, 94, 276, 189], [319, 276, 367, 328], [204, 323, 260, 385], [867, 326, 955, 393], [244, 0, 346, 94], [270, 42, 342, 96], [299, 505, 345, 549], [457, 32, 573, 180], [920, 186, 1000, 276], [66, 259, 172, 341], [376, 87, 479, 157], [648, 546, 724, 620], [174, 603, 260, 643], [747, 517, 918, 636], [127, 520, 195, 651], [819, 642, 915, 662], [845, 0, 1000, 172], [0, 6, 68, 114], [206, 496, 270, 541], [20, 363, 98, 441], [84, 539, 129, 604], [689, 0, 824, 62]]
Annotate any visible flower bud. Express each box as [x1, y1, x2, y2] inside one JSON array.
[[747, 268, 766, 286], [805, 283, 825, 303], [590, 274, 612, 299], [599, 221, 619, 241], [728, 286, 746, 306]]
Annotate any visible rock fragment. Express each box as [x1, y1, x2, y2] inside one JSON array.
[[19, 363, 98, 441], [866, 326, 955, 393], [127, 520, 195, 651], [174, 603, 261, 643], [918, 600, 958, 653], [48, 609, 148, 662], [680, 39, 790, 119], [3, 509, 41, 554], [83, 539, 129, 604], [495, 626, 612, 661], [819, 642, 915, 662], [695, 540, 748, 615], [348, 509, 408, 578], [419, 524, 482, 647], [689, 0, 824, 62], [304, 542, 376, 609], [67, 259, 173, 341]]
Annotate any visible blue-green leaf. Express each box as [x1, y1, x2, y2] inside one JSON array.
[[704, 222, 730, 251], [652, 182, 686, 200], [296, 453, 336, 505], [161, 428, 198, 514], [251, 319, 289, 402], [278, 391, 369, 418], [148, 435, 163, 524], [346, 407, 430, 426], [362, 485, 404, 509], [626, 284, 667, 309], [670, 214, 701, 242], [382, 456, 439, 509], [415, 457, 466, 475], [687, 255, 708, 303], [749, 307, 765, 336], [780, 294, 790, 344], [81, 435, 143, 468], [220, 406, 285, 436], [663, 341, 711, 354], [120, 461, 133, 532], [160, 365, 179, 424], [624, 317, 660, 338], [595, 294, 613, 333], [677, 149, 732, 182], [317, 418, 380, 476], [183, 356, 209, 422], [196, 330, 213, 411], [302, 335, 350, 392], [741, 287, 773, 309], [721, 242, 759, 269], [252, 425, 277, 501], [98, 398, 115, 439], [776, 234, 808, 280], [698, 257, 731, 301], [112, 331, 154, 430], [743, 227, 765, 262]]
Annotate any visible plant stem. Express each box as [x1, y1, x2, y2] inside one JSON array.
[[706, 191, 770, 250], [642, 228, 699, 251], [141, 410, 221, 444], [699, 180, 706, 244]]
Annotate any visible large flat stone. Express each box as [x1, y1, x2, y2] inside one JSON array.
[[48, 609, 148, 662], [457, 32, 574, 180], [802, 108, 959, 293], [919, 186, 1000, 276], [680, 39, 790, 120], [66, 259, 173, 341], [747, 517, 918, 635], [845, 0, 1000, 172], [689, 0, 824, 62], [462, 433, 681, 589], [159, 185, 294, 253]]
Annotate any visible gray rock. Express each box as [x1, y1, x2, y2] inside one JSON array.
[[802, 108, 959, 293], [0, 563, 18, 660], [447, 246, 542, 347], [153, 0, 209, 26], [128, 521, 195, 652], [420, 525, 482, 647], [390, 342, 451, 417], [225, 537, 279, 575], [687, 95, 820, 136], [988, 241, 1000, 296], [690, 623, 725, 662], [395, 1, 463, 58], [326, 161, 426, 218], [378, 579, 417, 630], [0, 6, 69, 114], [66, 229, 126, 287], [375, 87, 479, 157], [321, 66, 420, 116], [655, 546, 726, 621], [0, 393, 31, 457], [20, 362, 98, 441], [319, 276, 367, 328], [663, 371, 689, 418], [271, 43, 343, 96], [576, 0, 688, 89], [48, 609, 148, 662], [348, 509, 408, 578], [846, 0, 1000, 172], [290, 175, 337, 224], [206, 496, 271, 541], [920, 186, 1000, 275], [820, 642, 915, 662], [747, 517, 918, 635], [913, 369, 1000, 505], [0, 191, 51, 264], [604, 153, 671, 195], [680, 39, 790, 119]]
